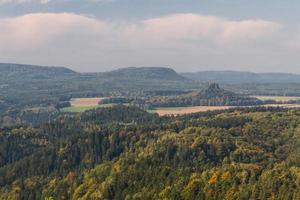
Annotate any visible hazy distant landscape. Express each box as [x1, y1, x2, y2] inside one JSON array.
[[2, 63, 300, 124], [1, 1, 300, 199]]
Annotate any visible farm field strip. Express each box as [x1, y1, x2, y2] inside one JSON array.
[[253, 95, 300, 101], [61, 97, 112, 113], [151, 106, 232, 116], [64, 97, 300, 115], [152, 104, 300, 116], [70, 97, 106, 107]]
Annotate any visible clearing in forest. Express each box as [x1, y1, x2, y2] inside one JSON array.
[[61, 97, 113, 113], [253, 95, 300, 102], [152, 104, 300, 116], [70, 97, 106, 106]]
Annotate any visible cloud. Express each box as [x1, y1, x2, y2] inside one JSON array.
[[0, 12, 295, 72], [1, 12, 281, 53], [0, 0, 114, 4], [0, 12, 109, 49], [124, 14, 281, 47], [0, 0, 51, 4]]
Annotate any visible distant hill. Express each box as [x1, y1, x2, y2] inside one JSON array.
[[181, 71, 300, 83], [189, 83, 262, 105], [0, 64, 187, 82], [145, 83, 262, 107], [0, 63, 77, 80], [99, 67, 186, 81], [0, 64, 196, 107]]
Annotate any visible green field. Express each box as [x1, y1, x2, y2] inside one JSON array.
[[60, 104, 115, 113]]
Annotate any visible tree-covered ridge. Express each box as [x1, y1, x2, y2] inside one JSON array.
[[0, 63, 77, 80], [181, 70, 300, 84], [142, 83, 263, 107], [0, 63, 199, 127], [99, 67, 187, 81], [0, 106, 299, 199]]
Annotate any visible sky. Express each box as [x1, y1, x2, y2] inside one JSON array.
[[0, 0, 300, 73]]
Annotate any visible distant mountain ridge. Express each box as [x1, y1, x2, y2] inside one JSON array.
[[0, 63, 194, 106], [2, 63, 300, 83], [0, 64, 187, 82], [0, 63, 77, 79], [99, 67, 186, 81], [181, 70, 300, 83]]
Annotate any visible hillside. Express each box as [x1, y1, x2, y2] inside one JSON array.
[[0, 64, 195, 104], [182, 71, 300, 84], [0, 63, 77, 80], [0, 106, 299, 199], [0, 64, 186, 82], [0, 64, 199, 127], [144, 83, 262, 107], [98, 67, 186, 81]]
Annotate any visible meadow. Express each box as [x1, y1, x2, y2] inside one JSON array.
[[61, 97, 131, 112], [62, 97, 300, 114]]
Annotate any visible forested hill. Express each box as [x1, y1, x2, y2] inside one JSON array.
[[0, 63, 77, 79], [144, 83, 262, 107], [0, 105, 299, 199], [98, 67, 186, 81], [0, 63, 197, 127], [0, 63, 186, 82], [182, 70, 300, 83]]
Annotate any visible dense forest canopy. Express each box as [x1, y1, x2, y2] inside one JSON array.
[[0, 106, 299, 199]]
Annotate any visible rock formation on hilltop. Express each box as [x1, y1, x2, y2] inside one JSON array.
[[145, 83, 263, 107]]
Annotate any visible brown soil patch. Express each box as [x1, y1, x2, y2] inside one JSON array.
[[155, 104, 300, 116], [70, 98, 105, 107]]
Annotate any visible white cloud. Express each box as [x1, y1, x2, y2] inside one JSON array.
[[0, 12, 296, 72], [0, 0, 114, 4], [0, 12, 109, 48], [0, 0, 51, 4], [2, 12, 281, 54], [123, 14, 281, 47]]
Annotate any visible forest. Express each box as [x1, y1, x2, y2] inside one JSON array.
[[0, 105, 299, 199]]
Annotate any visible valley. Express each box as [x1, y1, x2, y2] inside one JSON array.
[[57, 82, 300, 116]]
